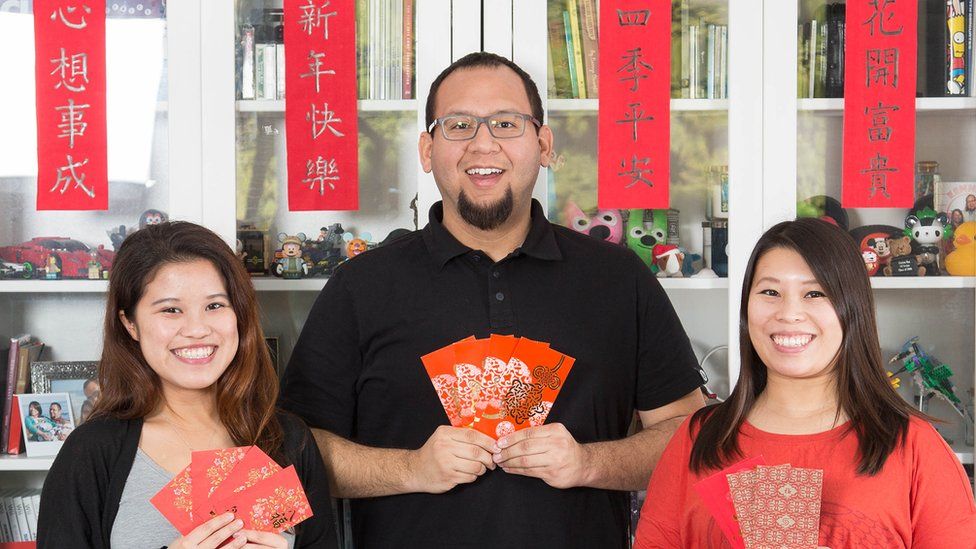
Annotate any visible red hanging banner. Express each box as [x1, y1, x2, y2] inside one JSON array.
[[597, 0, 670, 209], [284, 0, 359, 211], [34, 0, 108, 210], [842, 0, 917, 208]]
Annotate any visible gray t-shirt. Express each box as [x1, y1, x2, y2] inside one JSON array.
[[110, 449, 295, 548]]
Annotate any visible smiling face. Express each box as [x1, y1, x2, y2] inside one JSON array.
[[419, 65, 553, 232], [49, 403, 62, 421], [747, 247, 843, 382], [120, 259, 239, 399]]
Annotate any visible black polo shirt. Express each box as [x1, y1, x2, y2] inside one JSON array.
[[280, 200, 703, 549]]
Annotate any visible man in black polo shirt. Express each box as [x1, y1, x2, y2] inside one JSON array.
[[280, 52, 705, 548]]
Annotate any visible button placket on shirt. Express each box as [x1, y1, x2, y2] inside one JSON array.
[[488, 260, 514, 330]]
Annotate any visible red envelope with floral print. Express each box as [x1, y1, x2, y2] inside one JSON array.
[[421, 339, 469, 427], [692, 455, 766, 549], [190, 446, 250, 519], [451, 337, 490, 423], [208, 465, 313, 533], [475, 334, 520, 414], [195, 446, 282, 520], [150, 466, 196, 535], [749, 465, 822, 548], [475, 338, 574, 439]]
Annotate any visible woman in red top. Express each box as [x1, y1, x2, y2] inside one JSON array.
[[634, 218, 976, 548]]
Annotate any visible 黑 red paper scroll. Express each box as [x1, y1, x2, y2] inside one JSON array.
[[34, 0, 108, 210], [842, 0, 917, 208], [284, 0, 359, 211], [597, 0, 671, 209]]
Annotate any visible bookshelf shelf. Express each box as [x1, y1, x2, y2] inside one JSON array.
[[799, 97, 976, 113], [869, 277, 976, 290], [235, 99, 417, 113], [0, 280, 109, 293], [0, 454, 55, 472], [547, 98, 730, 113]]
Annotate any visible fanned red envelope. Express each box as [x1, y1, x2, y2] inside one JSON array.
[[726, 462, 823, 549], [150, 467, 196, 535], [151, 445, 313, 535], [422, 335, 575, 439], [693, 455, 766, 549], [208, 465, 313, 533]]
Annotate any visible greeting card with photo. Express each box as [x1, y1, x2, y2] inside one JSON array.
[[17, 392, 74, 457]]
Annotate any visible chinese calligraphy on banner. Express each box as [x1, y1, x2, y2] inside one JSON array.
[[34, 1, 107, 210], [597, 0, 670, 209], [842, 0, 917, 208], [284, 0, 359, 211]]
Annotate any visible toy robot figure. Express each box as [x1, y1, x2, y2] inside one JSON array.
[[274, 233, 309, 279], [888, 336, 974, 425]]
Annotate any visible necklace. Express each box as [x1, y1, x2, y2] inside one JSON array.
[[162, 413, 220, 452]]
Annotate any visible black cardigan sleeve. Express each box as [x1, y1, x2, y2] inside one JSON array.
[[36, 416, 140, 549], [282, 411, 339, 549]]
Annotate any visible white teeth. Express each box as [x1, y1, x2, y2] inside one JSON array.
[[772, 335, 812, 348], [174, 346, 215, 359], [466, 167, 503, 176]]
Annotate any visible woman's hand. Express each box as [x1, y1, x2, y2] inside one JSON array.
[[234, 529, 289, 548], [168, 512, 247, 549]]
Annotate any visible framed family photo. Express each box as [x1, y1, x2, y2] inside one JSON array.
[[17, 392, 75, 457], [30, 361, 100, 426]]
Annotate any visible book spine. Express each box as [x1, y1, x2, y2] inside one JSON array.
[[275, 43, 285, 100], [689, 25, 698, 99], [241, 26, 255, 100], [21, 492, 36, 541], [808, 20, 818, 99], [816, 18, 828, 98], [357, 0, 367, 99], [12, 496, 28, 542], [0, 494, 11, 543], [567, 0, 587, 99], [402, 0, 414, 99], [697, 17, 708, 98], [720, 25, 728, 99], [3, 494, 21, 542], [680, 1, 690, 98], [262, 44, 276, 101], [706, 24, 715, 99], [548, 1, 571, 98], [826, 4, 845, 98], [563, 11, 579, 98], [578, 0, 599, 98], [1, 338, 21, 451]]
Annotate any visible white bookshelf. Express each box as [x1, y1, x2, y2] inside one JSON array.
[[0, 454, 55, 472], [235, 99, 417, 113], [798, 97, 976, 113], [547, 98, 730, 112]]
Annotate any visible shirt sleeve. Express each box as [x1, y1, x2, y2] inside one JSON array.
[[633, 257, 704, 411], [908, 418, 976, 548], [279, 265, 362, 439], [287, 415, 340, 549], [633, 416, 694, 548]]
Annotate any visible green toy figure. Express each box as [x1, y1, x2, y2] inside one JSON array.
[[888, 336, 974, 424], [625, 209, 668, 272]]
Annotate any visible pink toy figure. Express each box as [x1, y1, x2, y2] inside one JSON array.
[[564, 201, 624, 244]]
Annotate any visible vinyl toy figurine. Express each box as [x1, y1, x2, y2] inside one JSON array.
[[888, 337, 974, 425], [883, 236, 923, 276], [904, 208, 952, 276], [945, 222, 976, 276], [653, 244, 684, 278], [274, 233, 309, 279], [626, 209, 667, 270], [565, 201, 624, 244], [861, 247, 880, 276]]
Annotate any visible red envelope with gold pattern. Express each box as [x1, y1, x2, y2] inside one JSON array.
[[190, 446, 250, 519], [692, 455, 766, 549], [476, 334, 520, 413], [475, 337, 574, 439], [208, 465, 313, 533], [150, 466, 196, 535], [750, 465, 822, 548], [195, 446, 282, 520], [726, 468, 759, 545], [421, 339, 470, 427], [451, 337, 489, 423]]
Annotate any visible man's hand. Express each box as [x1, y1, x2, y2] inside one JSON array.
[[492, 423, 590, 489], [406, 425, 497, 493]]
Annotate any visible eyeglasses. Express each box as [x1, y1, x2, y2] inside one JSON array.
[[427, 112, 542, 141]]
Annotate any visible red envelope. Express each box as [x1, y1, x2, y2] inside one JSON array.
[[150, 466, 196, 535], [421, 340, 467, 427], [196, 446, 282, 519], [750, 465, 822, 548], [190, 447, 251, 518], [692, 455, 766, 549], [476, 334, 520, 413], [726, 468, 760, 545], [209, 465, 313, 533], [451, 338, 489, 422], [475, 338, 574, 439]]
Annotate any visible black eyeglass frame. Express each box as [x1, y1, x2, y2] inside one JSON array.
[[427, 111, 543, 140]]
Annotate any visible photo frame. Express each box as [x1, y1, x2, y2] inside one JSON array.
[[17, 392, 75, 457], [30, 361, 100, 426]]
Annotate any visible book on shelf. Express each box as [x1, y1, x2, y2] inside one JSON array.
[[1, 336, 43, 455], [0, 489, 41, 543], [678, 0, 691, 98], [578, 0, 599, 98], [825, 3, 845, 98], [548, 0, 572, 98], [563, 10, 580, 98], [402, 0, 414, 99], [567, 0, 588, 99], [547, 0, 601, 99]]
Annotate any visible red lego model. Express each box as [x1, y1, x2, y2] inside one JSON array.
[[0, 237, 115, 279]]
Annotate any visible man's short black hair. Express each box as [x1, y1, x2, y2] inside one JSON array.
[[425, 52, 544, 133]]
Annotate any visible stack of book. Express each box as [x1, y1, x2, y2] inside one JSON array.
[[0, 490, 41, 543], [1, 335, 44, 456], [548, 0, 600, 99], [675, 1, 729, 100], [357, 0, 415, 100], [799, 0, 975, 99]]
